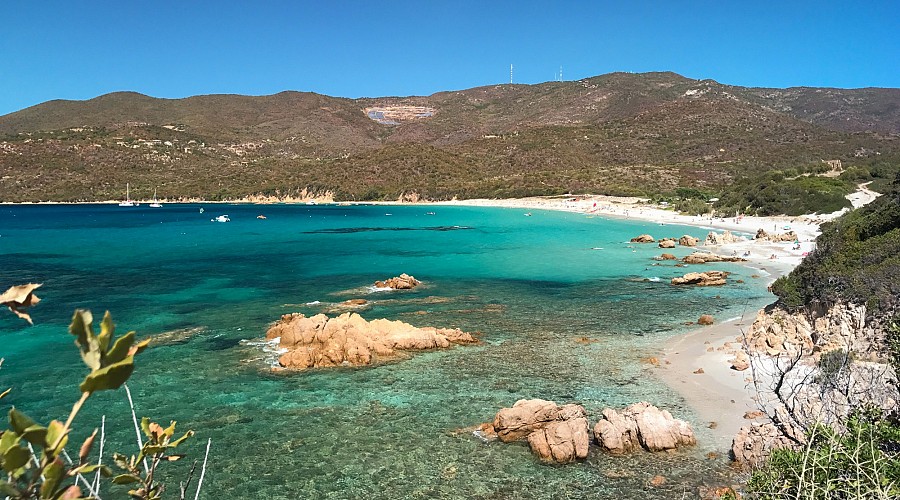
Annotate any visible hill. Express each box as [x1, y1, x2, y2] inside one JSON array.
[[0, 72, 898, 202]]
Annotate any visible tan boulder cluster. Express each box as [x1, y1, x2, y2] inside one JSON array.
[[267, 312, 477, 370], [482, 399, 695, 463], [671, 271, 730, 286], [374, 273, 421, 289], [755, 228, 798, 243], [704, 230, 745, 245], [630, 234, 700, 247], [681, 252, 747, 264]]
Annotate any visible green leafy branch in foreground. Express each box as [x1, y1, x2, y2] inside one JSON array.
[[747, 412, 900, 499], [0, 297, 208, 499]]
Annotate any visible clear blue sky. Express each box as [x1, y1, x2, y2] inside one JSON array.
[[1, 0, 898, 116]]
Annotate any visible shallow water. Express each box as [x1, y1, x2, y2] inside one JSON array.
[[0, 204, 770, 498]]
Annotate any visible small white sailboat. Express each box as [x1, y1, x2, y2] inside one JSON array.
[[149, 188, 162, 208], [118, 183, 135, 207]]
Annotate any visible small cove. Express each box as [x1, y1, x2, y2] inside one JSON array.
[[0, 204, 772, 498]]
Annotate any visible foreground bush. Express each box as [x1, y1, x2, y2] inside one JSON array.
[[746, 414, 900, 499], [0, 292, 208, 499]]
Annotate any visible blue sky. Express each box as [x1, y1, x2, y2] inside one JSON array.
[[1, 0, 898, 116]]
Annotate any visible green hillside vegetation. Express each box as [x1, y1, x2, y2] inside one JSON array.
[[714, 171, 854, 216], [0, 72, 899, 203], [771, 173, 900, 313]]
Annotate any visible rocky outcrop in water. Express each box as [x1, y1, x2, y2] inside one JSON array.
[[698, 314, 715, 325], [682, 252, 747, 264], [671, 271, 730, 286], [482, 400, 695, 463], [755, 228, 798, 242], [704, 230, 744, 246], [658, 239, 676, 248], [491, 399, 589, 463], [593, 402, 696, 454], [679, 235, 700, 247], [630, 234, 655, 243], [374, 273, 421, 289], [267, 312, 476, 370]]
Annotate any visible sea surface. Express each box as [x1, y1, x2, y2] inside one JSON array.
[[0, 204, 773, 499]]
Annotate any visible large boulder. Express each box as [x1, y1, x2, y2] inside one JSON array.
[[671, 271, 730, 286], [267, 312, 476, 370], [593, 402, 696, 453], [732, 422, 799, 468], [682, 252, 747, 264], [658, 239, 676, 249], [630, 234, 655, 243], [374, 273, 421, 289], [755, 228, 798, 243], [705, 230, 745, 246], [698, 314, 715, 325], [491, 399, 589, 463], [657, 253, 677, 261], [678, 235, 700, 247]]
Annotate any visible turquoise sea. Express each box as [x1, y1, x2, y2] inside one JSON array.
[[0, 204, 773, 499]]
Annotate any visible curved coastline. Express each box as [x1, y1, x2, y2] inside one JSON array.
[[4, 194, 815, 451]]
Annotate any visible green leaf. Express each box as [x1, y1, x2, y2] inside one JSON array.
[[0, 429, 19, 454], [141, 445, 167, 456], [2, 442, 30, 473], [45, 420, 68, 454], [106, 331, 136, 365], [112, 453, 131, 471], [169, 430, 194, 448], [20, 423, 48, 447], [98, 311, 115, 353], [71, 463, 112, 477], [69, 310, 93, 350], [0, 480, 21, 496], [112, 473, 142, 485], [9, 407, 38, 434], [40, 458, 64, 499], [79, 356, 135, 393], [140, 417, 150, 438]]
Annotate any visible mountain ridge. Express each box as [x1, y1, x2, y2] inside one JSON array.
[[0, 71, 898, 202]]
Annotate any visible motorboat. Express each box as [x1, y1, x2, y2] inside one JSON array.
[[211, 215, 230, 223]]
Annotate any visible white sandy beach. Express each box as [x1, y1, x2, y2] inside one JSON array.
[[425, 193, 850, 448]]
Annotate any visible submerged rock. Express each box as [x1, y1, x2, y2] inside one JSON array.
[[374, 273, 421, 289], [593, 402, 696, 453], [267, 312, 476, 370]]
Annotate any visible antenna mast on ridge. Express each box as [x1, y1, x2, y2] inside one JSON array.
[[510, 64, 513, 84]]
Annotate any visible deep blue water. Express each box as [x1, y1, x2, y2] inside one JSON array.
[[0, 204, 771, 498]]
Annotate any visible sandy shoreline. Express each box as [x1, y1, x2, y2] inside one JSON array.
[[8, 193, 820, 449]]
